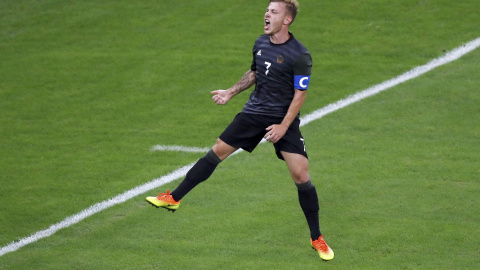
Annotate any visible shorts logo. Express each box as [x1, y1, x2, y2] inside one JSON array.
[[294, 75, 311, 90]]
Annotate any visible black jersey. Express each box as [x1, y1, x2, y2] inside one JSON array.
[[242, 33, 312, 118]]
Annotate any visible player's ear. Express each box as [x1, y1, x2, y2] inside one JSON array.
[[284, 16, 293, 25]]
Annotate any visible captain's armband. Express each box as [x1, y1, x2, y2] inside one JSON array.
[[294, 75, 311, 90]]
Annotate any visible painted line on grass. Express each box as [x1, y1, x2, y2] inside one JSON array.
[[151, 145, 210, 153], [0, 163, 195, 257], [1, 37, 479, 257], [300, 38, 480, 126]]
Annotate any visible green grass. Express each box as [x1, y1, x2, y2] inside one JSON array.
[[1, 0, 479, 269]]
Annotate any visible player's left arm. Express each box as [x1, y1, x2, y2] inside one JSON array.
[[265, 52, 312, 143], [265, 89, 306, 143]]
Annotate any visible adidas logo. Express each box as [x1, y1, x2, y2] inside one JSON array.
[[257, 50, 262, 56]]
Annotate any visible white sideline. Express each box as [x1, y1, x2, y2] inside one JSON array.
[[1, 37, 479, 257]]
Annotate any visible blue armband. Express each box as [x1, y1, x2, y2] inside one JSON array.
[[294, 75, 311, 90]]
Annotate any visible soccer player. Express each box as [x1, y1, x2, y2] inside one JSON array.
[[147, 0, 334, 260]]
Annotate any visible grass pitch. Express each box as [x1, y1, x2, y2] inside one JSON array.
[[1, 0, 479, 269]]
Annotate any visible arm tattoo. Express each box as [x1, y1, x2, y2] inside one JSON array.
[[230, 70, 256, 96]]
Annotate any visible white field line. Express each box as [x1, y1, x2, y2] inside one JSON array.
[[300, 37, 480, 126], [1, 37, 479, 257], [0, 163, 195, 257], [151, 145, 210, 153]]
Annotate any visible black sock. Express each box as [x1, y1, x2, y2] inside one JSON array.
[[171, 150, 221, 201], [296, 179, 321, 240]]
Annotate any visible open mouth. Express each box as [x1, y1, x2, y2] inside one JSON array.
[[265, 19, 270, 29]]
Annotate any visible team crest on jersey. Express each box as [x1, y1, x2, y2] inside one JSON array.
[[276, 55, 284, 63]]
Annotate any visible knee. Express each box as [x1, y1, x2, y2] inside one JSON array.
[[290, 164, 310, 184], [212, 139, 237, 160], [283, 152, 310, 183], [292, 170, 310, 184]]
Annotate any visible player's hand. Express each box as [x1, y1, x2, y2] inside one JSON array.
[[264, 124, 288, 143], [211, 90, 232, 105]]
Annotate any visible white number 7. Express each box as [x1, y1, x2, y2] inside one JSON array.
[[265, 61, 271, 75]]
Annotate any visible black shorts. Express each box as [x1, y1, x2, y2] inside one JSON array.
[[219, 112, 308, 160]]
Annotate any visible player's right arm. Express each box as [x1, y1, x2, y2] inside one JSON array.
[[211, 70, 255, 105]]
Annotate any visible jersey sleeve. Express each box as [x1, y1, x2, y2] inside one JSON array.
[[251, 44, 257, 71], [293, 52, 312, 90]]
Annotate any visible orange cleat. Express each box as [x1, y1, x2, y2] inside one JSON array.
[[146, 190, 181, 212], [311, 235, 334, 261]]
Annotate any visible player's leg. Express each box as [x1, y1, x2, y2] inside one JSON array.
[[281, 151, 334, 260], [146, 113, 265, 211], [170, 139, 237, 200], [274, 119, 321, 240], [282, 151, 320, 239], [274, 116, 334, 260], [146, 139, 237, 210], [147, 113, 264, 211]]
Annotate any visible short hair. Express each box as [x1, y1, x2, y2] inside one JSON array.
[[270, 0, 299, 24]]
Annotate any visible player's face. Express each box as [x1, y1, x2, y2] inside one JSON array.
[[264, 2, 291, 36]]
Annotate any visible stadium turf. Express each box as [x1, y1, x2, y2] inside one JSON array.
[[1, 0, 479, 269]]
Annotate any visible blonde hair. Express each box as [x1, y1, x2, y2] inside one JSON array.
[[270, 0, 299, 24]]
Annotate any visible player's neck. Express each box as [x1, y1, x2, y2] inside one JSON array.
[[269, 29, 290, 44]]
